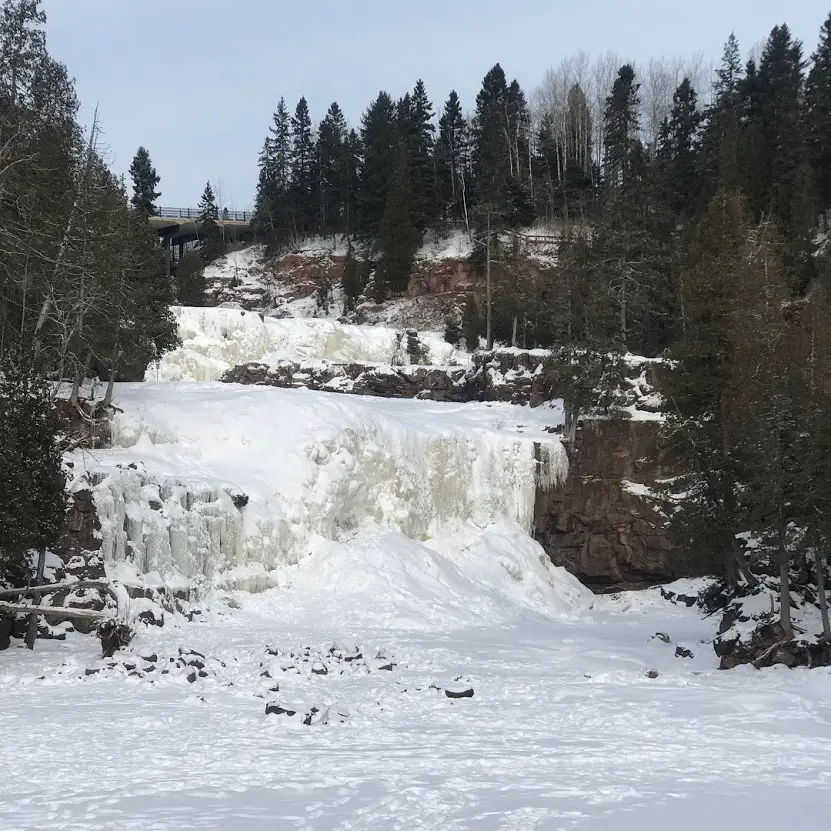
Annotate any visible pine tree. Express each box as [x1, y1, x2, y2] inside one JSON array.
[[602, 64, 642, 197], [655, 78, 703, 219], [175, 249, 207, 306], [661, 188, 754, 582], [128, 145, 160, 216], [408, 79, 436, 231], [806, 12, 831, 210], [289, 96, 316, 237], [375, 143, 420, 297], [436, 90, 470, 225], [357, 91, 397, 239], [317, 101, 347, 235], [472, 64, 511, 209], [254, 98, 292, 249], [751, 25, 814, 289], [699, 34, 745, 202], [0, 347, 66, 584], [196, 181, 224, 264]]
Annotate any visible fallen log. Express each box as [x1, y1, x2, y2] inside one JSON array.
[[0, 601, 111, 622], [0, 580, 115, 599]]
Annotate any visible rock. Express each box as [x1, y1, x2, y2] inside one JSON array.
[[265, 702, 297, 717], [445, 687, 475, 699], [84, 668, 100, 676], [653, 632, 671, 644], [0, 615, 13, 651], [645, 669, 660, 679], [675, 646, 694, 659], [137, 609, 163, 627], [378, 663, 396, 672], [186, 671, 197, 683], [311, 662, 328, 675], [97, 620, 134, 658]]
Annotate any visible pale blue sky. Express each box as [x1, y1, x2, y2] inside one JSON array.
[[42, 0, 829, 209]]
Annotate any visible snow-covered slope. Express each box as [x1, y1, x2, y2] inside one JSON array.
[[71, 383, 566, 588], [147, 307, 466, 383]]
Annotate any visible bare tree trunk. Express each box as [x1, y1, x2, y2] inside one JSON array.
[[779, 538, 793, 638], [512, 316, 518, 348], [486, 210, 493, 350], [24, 547, 47, 649], [815, 549, 831, 641]]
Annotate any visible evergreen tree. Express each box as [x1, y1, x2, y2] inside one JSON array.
[[196, 181, 224, 264], [289, 96, 316, 237], [407, 79, 436, 231], [751, 25, 814, 288], [0, 347, 66, 584], [602, 64, 642, 197], [375, 144, 420, 297], [436, 90, 470, 224], [655, 78, 703, 219], [128, 145, 160, 216], [661, 188, 754, 582], [472, 64, 511, 209], [175, 249, 207, 307], [342, 128, 362, 241], [357, 91, 397, 239], [806, 12, 831, 210], [317, 101, 347, 235], [254, 97, 292, 249]]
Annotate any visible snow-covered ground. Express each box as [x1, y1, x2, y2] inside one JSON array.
[[3, 576, 831, 830], [147, 307, 466, 383]]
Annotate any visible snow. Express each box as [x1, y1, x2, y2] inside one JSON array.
[[147, 306, 467, 383], [417, 228, 475, 262], [69, 383, 566, 586], [4, 581, 831, 828]]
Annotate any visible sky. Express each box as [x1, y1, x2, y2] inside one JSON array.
[[42, 0, 829, 210]]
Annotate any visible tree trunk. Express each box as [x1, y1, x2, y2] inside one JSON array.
[[24, 547, 47, 649], [815, 549, 831, 642], [486, 211, 493, 350]]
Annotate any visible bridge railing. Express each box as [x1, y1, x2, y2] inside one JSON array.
[[156, 207, 254, 222]]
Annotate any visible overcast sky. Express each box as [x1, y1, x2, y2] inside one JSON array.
[[42, 0, 829, 210]]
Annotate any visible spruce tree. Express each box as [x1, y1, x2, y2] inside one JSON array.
[[289, 96, 316, 237], [175, 249, 207, 306], [655, 78, 703, 219], [254, 98, 292, 249], [602, 64, 642, 197], [0, 347, 66, 584], [317, 101, 347, 235], [661, 188, 754, 582], [806, 12, 831, 210], [472, 64, 511, 209], [436, 90, 469, 224], [196, 181, 224, 264], [408, 79, 436, 230], [376, 143, 420, 298], [128, 145, 160, 216], [357, 91, 397, 239]]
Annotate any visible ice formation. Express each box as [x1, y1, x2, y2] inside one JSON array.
[[71, 383, 566, 588], [146, 306, 465, 383]]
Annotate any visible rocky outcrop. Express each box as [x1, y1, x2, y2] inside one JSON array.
[[534, 420, 677, 591], [223, 359, 468, 401]]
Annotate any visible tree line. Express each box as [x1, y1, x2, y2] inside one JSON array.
[[0, 0, 179, 586]]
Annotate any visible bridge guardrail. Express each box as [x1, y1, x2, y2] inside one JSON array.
[[155, 207, 254, 222]]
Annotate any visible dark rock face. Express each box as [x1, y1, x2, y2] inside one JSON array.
[[534, 419, 678, 592]]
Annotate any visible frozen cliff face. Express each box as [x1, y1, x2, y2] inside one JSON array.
[[70, 383, 566, 587], [146, 307, 466, 383]]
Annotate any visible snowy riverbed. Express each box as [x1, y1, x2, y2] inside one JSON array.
[[2, 575, 831, 830]]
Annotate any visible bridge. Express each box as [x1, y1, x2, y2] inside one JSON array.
[[149, 207, 255, 272]]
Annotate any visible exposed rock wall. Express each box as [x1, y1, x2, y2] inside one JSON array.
[[534, 420, 677, 591]]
